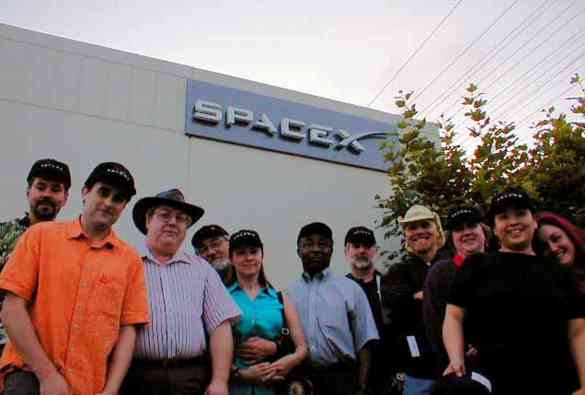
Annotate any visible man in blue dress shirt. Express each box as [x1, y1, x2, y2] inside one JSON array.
[[287, 222, 379, 395]]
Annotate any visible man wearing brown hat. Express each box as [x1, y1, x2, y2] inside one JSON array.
[[382, 205, 446, 395], [0, 159, 72, 351], [0, 162, 149, 395], [123, 189, 240, 395]]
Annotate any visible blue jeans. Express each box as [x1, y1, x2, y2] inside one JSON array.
[[403, 374, 435, 395]]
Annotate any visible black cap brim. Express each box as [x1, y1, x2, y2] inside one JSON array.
[[192, 225, 229, 249], [132, 197, 204, 235]]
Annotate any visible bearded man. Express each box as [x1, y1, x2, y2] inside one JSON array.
[[345, 226, 394, 394], [0, 159, 71, 351]]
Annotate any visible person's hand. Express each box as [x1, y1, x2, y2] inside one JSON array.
[[465, 344, 478, 358], [572, 388, 585, 395], [204, 379, 228, 395], [239, 362, 274, 384], [443, 358, 465, 377], [413, 291, 424, 300], [38, 370, 71, 395], [260, 361, 290, 383], [96, 391, 117, 395], [236, 337, 277, 364]]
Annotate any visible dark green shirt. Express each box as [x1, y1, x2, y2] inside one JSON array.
[[0, 214, 30, 344]]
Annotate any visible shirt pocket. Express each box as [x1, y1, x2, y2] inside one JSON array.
[[92, 274, 125, 325]]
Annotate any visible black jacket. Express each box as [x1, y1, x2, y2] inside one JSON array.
[[381, 254, 440, 379]]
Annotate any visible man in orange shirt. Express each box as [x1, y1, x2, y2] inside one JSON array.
[[0, 162, 150, 395]]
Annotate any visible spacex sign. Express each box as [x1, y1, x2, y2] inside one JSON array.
[[185, 80, 400, 171]]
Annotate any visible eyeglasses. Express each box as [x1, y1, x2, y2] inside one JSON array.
[[154, 209, 192, 226]]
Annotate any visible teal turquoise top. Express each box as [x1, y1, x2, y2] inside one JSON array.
[[228, 282, 285, 395]]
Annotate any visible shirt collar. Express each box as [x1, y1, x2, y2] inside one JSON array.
[[302, 267, 330, 282], [18, 213, 31, 228], [65, 217, 120, 249], [346, 269, 381, 284], [227, 281, 275, 297], [140, 242, 191, 265]]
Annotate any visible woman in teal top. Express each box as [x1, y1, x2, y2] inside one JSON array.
[[226, 230, 307, 395]]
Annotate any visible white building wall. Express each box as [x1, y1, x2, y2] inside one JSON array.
[[0, 23, 415, 288]]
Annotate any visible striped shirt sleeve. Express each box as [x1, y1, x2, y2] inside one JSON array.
[[202, 265, 241, 333]]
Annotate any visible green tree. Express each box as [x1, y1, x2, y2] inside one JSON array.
[[376, 75, 585, 265]]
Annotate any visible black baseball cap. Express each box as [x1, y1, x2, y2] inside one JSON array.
[[192, 224, 229, 250], [344, 226, 376, 246], [297, 222, 333, 244], [27, 159, 71, 191], [229, 229, 263, 255], [446, 205, 483, 231], [488, 187, 534, 222], [84, 162, 136, 199]]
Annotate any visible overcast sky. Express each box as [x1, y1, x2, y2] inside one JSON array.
[[2, 0, 584, 150]]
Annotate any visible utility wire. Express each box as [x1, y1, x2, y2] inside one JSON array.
[[514, 81, 581, 144], [495, 51, 585, 121], [445, 0, 580, 120], [366, 0, 465, 107], [419, 0, 553, 119], [482, 4, 585, 94], [487, 26, 585, 108], [410, 0, 520, 103], [454, 56, 585, 150], [490, 34, 585, 115]]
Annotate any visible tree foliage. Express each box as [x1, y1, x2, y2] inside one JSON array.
[[376, 75, 585, 264]]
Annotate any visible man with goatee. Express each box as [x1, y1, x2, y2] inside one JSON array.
[[344, 226, 393, 394], [0, 159, 71, 351], [382, 205, 446, 395]]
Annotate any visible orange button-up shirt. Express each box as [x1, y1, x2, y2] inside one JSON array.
[[0, 218, 149, 394]]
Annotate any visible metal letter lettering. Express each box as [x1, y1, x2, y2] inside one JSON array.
[[252, 113, 277, 136], [280, 118, 305, 141], [308, 124, 334, 147], [226, 106, 253, 127], [335, 130, 389, 153], [193, 100, 222, 124]]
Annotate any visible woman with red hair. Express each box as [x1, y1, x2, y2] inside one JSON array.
[[535, 211, 585, 294]]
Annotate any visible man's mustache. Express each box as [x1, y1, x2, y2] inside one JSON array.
[[36, 198, 56, 209]]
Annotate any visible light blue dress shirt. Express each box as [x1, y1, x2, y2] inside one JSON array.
[[286, 268, 379, 368], [228, 283, 284, 395]]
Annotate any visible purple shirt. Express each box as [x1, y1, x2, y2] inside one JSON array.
[[134, 245, 241, 360]]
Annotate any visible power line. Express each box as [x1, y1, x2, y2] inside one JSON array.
[[487, 26, 585, 109], [514, 82, 581, 144], [445, 0, 580, 120], [410, 0, 520, 103], [454, 57, 584, 151], [489, 34, 585, 116], [419, 0, 553, 119], [482, 4, 585, 94], [495, 51, 585, 121], [366, 0, 465, 107]]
